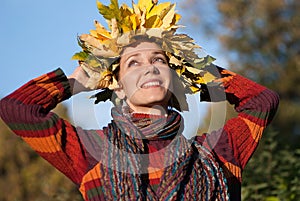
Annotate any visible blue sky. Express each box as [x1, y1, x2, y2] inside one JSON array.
[[1, 0, 104, 95], [0, 0, 227, 132]]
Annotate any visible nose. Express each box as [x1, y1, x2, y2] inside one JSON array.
[[144, 65, 160, 75]]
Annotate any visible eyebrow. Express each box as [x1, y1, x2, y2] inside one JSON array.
[[123, 50, 166, 62]]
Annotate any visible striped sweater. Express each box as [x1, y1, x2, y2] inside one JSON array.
[[0, 68, 279, 200]]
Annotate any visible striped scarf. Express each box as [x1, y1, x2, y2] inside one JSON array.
[[98, 107, 229, 200]]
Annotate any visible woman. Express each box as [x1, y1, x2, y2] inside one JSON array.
[[0, 0, 279, 200]]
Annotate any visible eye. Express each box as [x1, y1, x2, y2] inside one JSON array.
[[128, 60, 139, 67], [152, 56, 167, 64]]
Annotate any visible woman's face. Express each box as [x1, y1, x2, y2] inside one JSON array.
[[116, 42, 173, 114]]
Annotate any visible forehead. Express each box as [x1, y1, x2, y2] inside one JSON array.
[[121, 42, 163, 60]]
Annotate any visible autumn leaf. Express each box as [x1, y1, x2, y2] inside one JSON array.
[[91, 88, 114, 103], [73, 0, 217, 99], [148, 2, 171, 19], [161, 4, 176, 29], [137, 0, 154, 13], [193, 55, 216, 69], [97, 1, 113, 20], [71, 51, 88, 61], [189, 85, 201, 93], [97, 0, 121, 22], [198, 71, 216, 84], [92, 20, 112, 40]]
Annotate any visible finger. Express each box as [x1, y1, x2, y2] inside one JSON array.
[[81, 63, 102, 79], [220, 69, 236, 76]]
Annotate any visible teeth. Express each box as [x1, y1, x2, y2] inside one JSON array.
[[142, 81, 161, 88]]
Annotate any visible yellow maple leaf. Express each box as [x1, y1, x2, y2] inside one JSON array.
[[130, 14, 140, 30], [145, 28, 163, 38], [140, 8, 147, 30], [92, 20, 112, 40], [157, 3, 173, 22], [120, 4, 133, 16], [121, 23, 132, 33], [189, 85, 201, 93], [172, 13, 181, 26], [111, 18, 119, 38], [88, 59, 102, 68], [145, 15, 161, 28], [186, 66, 201, 74], [132, 2, 142, 16], [80, 34, 102, 48], [137, 0, 154, 13], [161, 4, 176, 29], [198, 71, 216, 84], [169, 55, 183, 66], [147, 2, 171, 19], [185, 66, 216, 84]]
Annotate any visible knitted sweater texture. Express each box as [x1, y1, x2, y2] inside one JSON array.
[[0, 68, 279, 201]]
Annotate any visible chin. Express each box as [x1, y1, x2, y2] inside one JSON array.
[[144, 94, 168, 103], [142, 96, 171, 108], [127, 90, 171, 108]]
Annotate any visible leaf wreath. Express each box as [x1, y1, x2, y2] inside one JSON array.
[[72, 0, 217, 103]]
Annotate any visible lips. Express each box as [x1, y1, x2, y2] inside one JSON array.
[[140, 79, 162, 89]]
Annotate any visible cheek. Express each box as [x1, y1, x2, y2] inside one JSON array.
[[119, 73, 139, 98], [161, 68, 173, 87]]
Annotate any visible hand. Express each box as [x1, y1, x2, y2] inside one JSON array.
[[68, 64, 101, 95], [213, 69, 236, 87], [200, 69, 236, 102]]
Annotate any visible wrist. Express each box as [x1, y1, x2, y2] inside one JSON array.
[[68, 77, 89, 95]]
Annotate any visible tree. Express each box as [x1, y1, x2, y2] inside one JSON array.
[[183, 0, 300, 146], [216, 0, 300, 147], [0, 103, 82, 201], [180, 0, 300, 199], [242, 129, 300, 201]]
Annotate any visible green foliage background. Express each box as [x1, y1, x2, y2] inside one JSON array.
[[185, 0, 300, 200]]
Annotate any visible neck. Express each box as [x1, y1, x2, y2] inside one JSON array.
[[127, 103, 168, 116]]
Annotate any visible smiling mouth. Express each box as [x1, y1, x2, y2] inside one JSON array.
[[141, 80, 162, 89]]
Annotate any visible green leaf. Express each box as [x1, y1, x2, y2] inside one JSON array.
[[265, 196, 280, 201], [97, 0, 121, 21], [109, 0, 121, 21], [71, 51, 88, 61], [193, 55, 216, 69], [97, 1, 112, 20]]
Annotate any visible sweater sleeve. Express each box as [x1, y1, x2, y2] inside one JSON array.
[[196, 67, 279, 179], [0, 68, 91, 185]]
